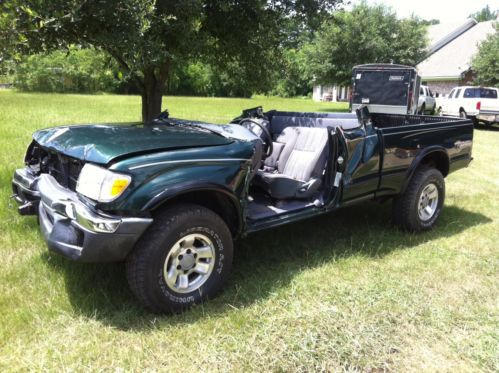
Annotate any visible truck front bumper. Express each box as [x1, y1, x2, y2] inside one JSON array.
[[12, 168, 152, 262]]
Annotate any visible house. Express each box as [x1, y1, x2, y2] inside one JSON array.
[[312, 16, 497, 102], [312, 85, 351, 102], [417, 18, 497, 96]]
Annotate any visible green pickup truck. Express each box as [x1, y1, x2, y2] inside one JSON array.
[[12, 107, 474, 313]]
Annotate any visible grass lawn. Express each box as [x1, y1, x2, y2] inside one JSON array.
[[0, 90, 497, 371]]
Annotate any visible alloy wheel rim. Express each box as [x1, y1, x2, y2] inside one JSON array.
[[418, 183, 439, 221], [163, 233, 215, 294]]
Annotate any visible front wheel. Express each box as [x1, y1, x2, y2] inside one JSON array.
[[392, 167, 445, 232], [126, 204, 233, 313]]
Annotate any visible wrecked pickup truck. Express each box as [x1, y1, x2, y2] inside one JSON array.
[[12, 106, 473, 313]]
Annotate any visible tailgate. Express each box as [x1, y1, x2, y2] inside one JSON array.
[[479, 98, 499, 114], [479, 98, 499, 122]]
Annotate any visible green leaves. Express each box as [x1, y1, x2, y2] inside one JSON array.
[[471, 26, 499, 86], [14, 47, 125, 93], [2, 0, 345, 119], [469, 5, 497, 22], [305, 3, 427, 86]]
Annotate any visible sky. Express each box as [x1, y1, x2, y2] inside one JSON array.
[[349, 0, 498, 22]]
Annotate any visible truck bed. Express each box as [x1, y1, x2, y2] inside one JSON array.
[[370, 113, 462, 127]]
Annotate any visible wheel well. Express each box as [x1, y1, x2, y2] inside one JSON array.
[[459, 107, 465, 113], [419, 151, 449, 177], [152, 190, 241, 236]]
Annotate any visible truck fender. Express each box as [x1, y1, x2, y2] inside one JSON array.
[[142, 181, 244, 236], [400, 147, 449, 194]]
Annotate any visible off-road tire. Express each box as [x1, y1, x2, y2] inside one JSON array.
[[392, 166, 445, 232], [126, 203, 233, 313]]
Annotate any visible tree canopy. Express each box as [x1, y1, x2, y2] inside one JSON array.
[[471, 26, 499, 86], [305, 3, 428, 86], [1, 0, 343, 121], [470, 5, 497, 22]]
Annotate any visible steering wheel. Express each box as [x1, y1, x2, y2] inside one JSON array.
[[240, 118, 273, 159]]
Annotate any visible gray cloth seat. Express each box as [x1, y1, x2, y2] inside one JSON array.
[[254, 127, 329, 199], [269, 115, 360, 133], [261, 126, 297, 172]]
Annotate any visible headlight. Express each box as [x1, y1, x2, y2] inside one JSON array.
[[76, 163, 132, 202]]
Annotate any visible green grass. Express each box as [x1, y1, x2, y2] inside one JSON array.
[[0, 90, 497, 371]]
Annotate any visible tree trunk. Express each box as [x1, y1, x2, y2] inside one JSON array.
[[140, 62, 170, 123], [141, 84, 163, 123]]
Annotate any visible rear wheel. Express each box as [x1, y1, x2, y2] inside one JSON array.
[[437, 107, 443, 116], [392, 167, 445, 232], [460, 110, 479, 125], [126, 203, 233, 313], [419, 103, 426, 115]]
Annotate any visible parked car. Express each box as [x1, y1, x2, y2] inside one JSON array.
[[12, 106, 473, 313], [417, 85, 436, 114], [350, 64, 421, 115], [437, 86, 499, 125]]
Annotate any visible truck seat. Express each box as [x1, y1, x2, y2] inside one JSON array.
[[269, 115, 360, 133], [253, 127, 329, 200]]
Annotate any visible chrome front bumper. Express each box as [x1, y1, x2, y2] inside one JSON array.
[[12, 169, 152, 262]]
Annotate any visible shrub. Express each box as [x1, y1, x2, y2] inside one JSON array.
[[14, 47, 124, 93]]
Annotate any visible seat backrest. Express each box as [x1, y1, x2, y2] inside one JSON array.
[[264, 127, 299, 170], [279, 127, 329, 181], [270, 114, 360, 133]]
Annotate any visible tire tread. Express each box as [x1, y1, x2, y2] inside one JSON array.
[[392, 166, 444, 232], [126, 204, 232, 313]]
